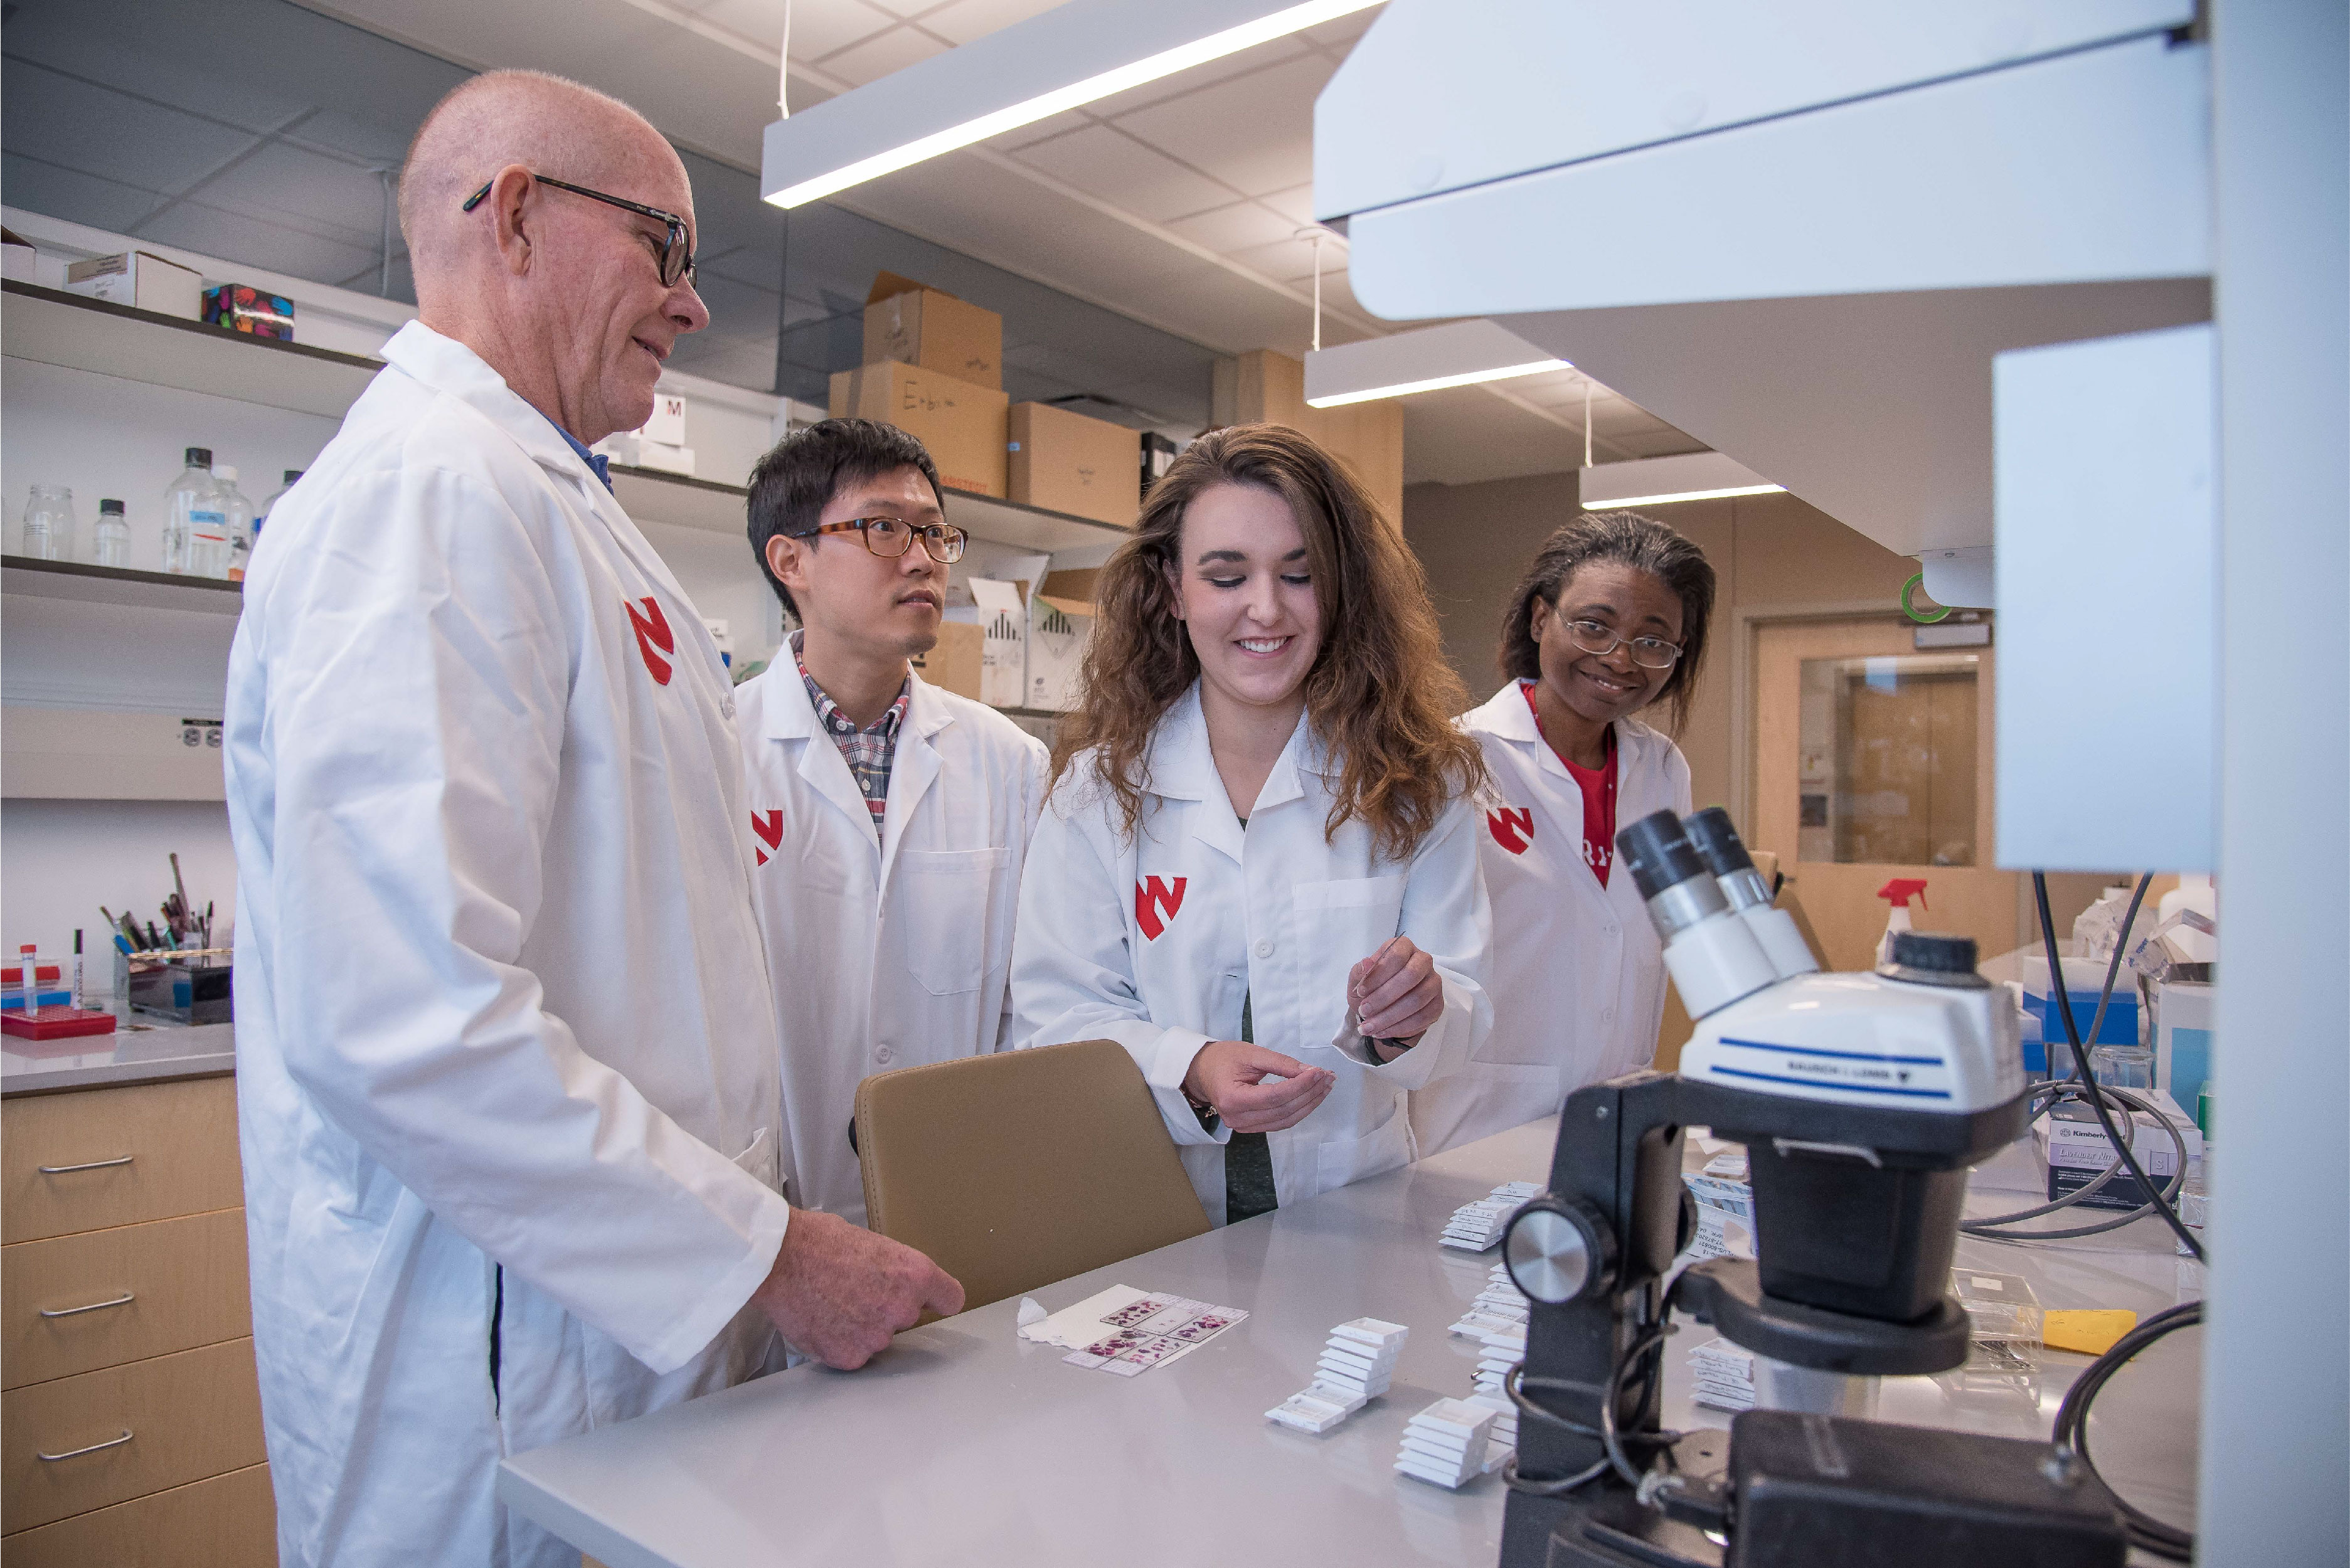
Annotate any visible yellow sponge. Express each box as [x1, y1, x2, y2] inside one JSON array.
[[2043, 1309, 2138, 1355]]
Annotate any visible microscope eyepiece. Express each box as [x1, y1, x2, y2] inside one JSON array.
[[1617, 810, 1713, 903], [1684, 807, 1755, 874]]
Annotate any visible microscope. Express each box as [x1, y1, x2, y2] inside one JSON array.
[[1498, 808, 2134, 1567]]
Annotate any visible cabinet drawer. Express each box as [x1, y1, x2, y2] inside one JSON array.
[[3, 1077, 242, 1244], [4, 1208, 251, 1390], [2, 1461, 275, 1568], [3, 1337, 265, 1531]]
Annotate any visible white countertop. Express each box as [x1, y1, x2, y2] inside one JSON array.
[[0, 1000, 235, 1096], [498, 1115, 2202, 1567]]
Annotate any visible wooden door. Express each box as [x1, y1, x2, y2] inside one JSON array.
[[1752, 618, 2014, 973]]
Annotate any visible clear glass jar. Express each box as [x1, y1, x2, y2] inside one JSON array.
[[213, 465, 256, 582], [163, 447, 219, 575], [21, 484, 77, 561], [92, 499, 130, 568], [2089, 1042, 2155, 1092]]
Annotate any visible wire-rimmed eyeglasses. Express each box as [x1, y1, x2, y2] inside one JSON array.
[[1561, 618, 1683, 669], [791, 516, 967, 564], [461, 174, 698, 289]]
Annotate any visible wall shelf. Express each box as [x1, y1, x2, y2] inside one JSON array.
[[1, 556, 243, 616], [0, 281, 1130, 556], [2, 280, 381, 418]]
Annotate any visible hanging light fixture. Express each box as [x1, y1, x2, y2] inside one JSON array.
[[763, 0, 1385, 209], [1302, 319, 1568, 408]]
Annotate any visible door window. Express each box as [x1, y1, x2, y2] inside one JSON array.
[[1795, 654, 1981, 867]]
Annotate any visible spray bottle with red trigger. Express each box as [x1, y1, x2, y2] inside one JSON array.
[[1874, 878, 1930, 967]]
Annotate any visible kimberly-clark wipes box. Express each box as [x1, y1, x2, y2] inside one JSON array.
[[2038, 1091, 2201, 1212], [968, 578, 1027, 708]]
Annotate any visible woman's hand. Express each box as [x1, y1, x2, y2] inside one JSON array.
[[1183, 1041, 1336, 1133], [1349, 936, 1444, 1053]]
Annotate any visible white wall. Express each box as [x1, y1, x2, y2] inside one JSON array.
[[0, 799, 237, 999]]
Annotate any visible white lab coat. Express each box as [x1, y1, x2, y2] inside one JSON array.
[[735, 659, 1047, 1224], [1410, 683, 1692, 1155], [225, 322, 791, 1568], [1011, 684, 1491, 1222]]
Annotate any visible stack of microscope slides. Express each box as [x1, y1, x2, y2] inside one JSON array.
[[1265, 1318, 1411, 1435], [1396, 1397, 1499, 1488], [1440, 1180, 1543, 1251]]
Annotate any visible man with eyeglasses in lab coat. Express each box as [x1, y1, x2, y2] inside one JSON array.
[[736, 418, 1049, 1226], [225, 75, 961, 1568]]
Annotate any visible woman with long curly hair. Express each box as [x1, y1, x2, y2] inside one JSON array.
[[1410, 510, 1716, 1156], [1009, 424, 1492, 1226]]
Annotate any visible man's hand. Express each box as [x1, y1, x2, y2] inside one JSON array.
[[1183, 1041, 1336, 1133], [749, 1207, 965, 1370], [1349, 936, 1444, 1052]]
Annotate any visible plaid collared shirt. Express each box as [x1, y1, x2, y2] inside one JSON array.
[[794, 629, 909, 842]]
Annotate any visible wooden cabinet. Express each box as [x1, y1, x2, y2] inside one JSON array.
[[3, 1077, 244, 1244], [1, 1076, 274, 1564]]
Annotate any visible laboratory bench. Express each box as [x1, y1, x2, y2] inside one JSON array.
[[498, 1116, 2203, 1568], [1, 1008, 271, 1566]]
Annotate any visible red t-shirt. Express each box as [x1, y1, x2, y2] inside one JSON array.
[[1521, 680, 1618, 886]]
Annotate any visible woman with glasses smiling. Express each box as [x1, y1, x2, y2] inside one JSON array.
[[1410, 510, 1718, 1156]]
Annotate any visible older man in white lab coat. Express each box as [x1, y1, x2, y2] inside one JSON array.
[[736, 419, 1048, 1225], [225, 72, 960, 1568]]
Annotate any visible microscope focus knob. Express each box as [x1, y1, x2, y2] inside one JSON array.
[[1502, 1197, 1616, 1305]]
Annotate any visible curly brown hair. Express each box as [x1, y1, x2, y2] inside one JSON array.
[[1050, 423, 1485, 861], [1496, 509, 1716, 736]]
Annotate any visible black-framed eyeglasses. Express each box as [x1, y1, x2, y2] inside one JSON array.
[[462, 174, 698, 289], [1562, 617, 1683, 669], [790, 516, 967, 564]]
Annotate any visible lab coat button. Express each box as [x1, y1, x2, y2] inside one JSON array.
[[875, 1044, 896, 1064], [1253, 938, 1273, 958], [721, 696, 735, 719], [1604, 924, 1619, 937]]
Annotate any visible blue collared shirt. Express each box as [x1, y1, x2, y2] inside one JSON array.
[[545, 413, 612, 491]]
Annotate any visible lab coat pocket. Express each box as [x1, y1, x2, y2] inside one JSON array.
[[1314, 1098, 1412, 1195], [898, 846, 1009, 995], [1292, 874, 1407, 1040]]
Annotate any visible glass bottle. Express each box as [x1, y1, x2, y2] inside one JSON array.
[[92, 499, 130, 568], [20, 484, 77, 561], [214, 465, 256, 582], [2088, 1041, 2155, 1093], [162, 448, 220, 575], [255, 469, 301, 552]]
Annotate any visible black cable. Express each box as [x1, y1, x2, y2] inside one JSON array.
[[2069, 873, 2153, 1080], [2050, 1300, 2201, 1560], [1963, 1081, 2186, 1242], [2034, 874, 2205, 1261]]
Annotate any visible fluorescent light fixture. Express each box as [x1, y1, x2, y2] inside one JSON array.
[[1578, 451, 1787, 510], [1304, 319, 1568, 408], [763, 0, 1384, 209]]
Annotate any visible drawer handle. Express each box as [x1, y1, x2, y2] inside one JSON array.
[[39, 1291, 136, 1319], [38, 1429, 133, 1462], [36, 1155, 135, 1175]]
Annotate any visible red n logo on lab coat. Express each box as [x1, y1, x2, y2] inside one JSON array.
[[625, 596, 674, 686], [1135, 876, 1187, 940], [750, 810, 783, 867], [1486, 807, 1534, 856]]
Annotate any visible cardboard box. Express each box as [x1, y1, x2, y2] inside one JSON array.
[[1027, 596, 1096, 711], [910, 620, 982, 701], [642, 391, 687, 447], [65, 250, 203, 319], [829, 361, 1009, 498], [203, 283, 295, 339], [968, 578, 1028, 707], [1008, 403, 1140, 527], [863, 272, 1002, 389], [2154, 980, 2213, 1123]]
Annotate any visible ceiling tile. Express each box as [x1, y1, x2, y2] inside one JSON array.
[[812, 23, 946, 83], [1223, 233, 1325, 283], [137, 199, 380, 288], [1107, 52, 1334, 197], [1006, 124, 1238, 223], [915, 0, 1073, 47], [1257, 183, 1322, 225], [3, 65, 260, 199], [0, 154, 163, 234], [1160, 200, 1302, 255], [768, 0, 899, 60], [986, 109, 1095, 151]]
